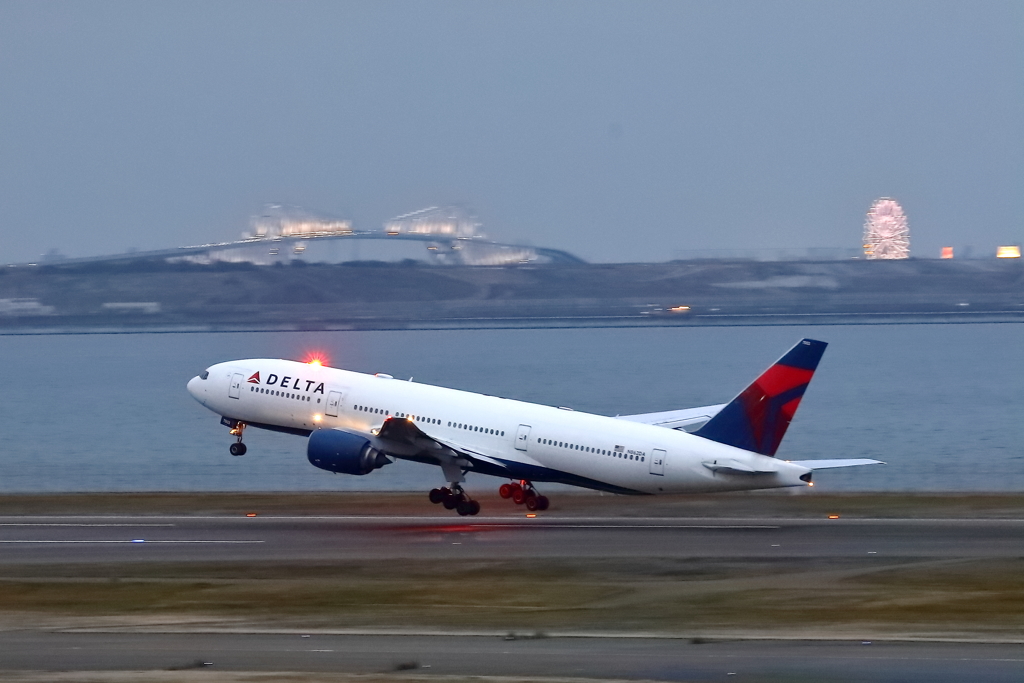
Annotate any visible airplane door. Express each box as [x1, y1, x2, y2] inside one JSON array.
[[228, 373, 243, 399], [325, 390, 343, 417], [514, 424, 531, 452], [650, 448, 666, 476]]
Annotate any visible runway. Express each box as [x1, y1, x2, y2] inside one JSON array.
[[1, 514, 1022, 564], [1, 513, 1022, 681], [0, 632, 1022, 682]]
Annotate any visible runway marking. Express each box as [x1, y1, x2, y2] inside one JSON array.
[[0, 540, 264, 544], [3, 515, 1022, 524], [468, 528, 778, 532], [0, 528, 175, 532]]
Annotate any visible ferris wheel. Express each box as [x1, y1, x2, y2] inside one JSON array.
[[864, 198, 910, 259]]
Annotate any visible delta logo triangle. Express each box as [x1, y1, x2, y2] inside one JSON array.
[[247, 372, 261, 384]]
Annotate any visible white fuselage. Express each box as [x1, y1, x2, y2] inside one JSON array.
[[187, 359, 811, 494]]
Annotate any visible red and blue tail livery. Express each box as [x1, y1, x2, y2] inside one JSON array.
[[694, 339, 827, 457]]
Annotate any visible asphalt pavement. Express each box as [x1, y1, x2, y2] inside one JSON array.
[[1, 514, 1022, 564], [0, 632, 1021, 682], [1, 514, 1022, 682]]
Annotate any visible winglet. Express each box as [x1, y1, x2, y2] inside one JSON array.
[[694, 339, 827, 457]]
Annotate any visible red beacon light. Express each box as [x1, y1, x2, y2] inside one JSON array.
[[303, 351, 328, 367]]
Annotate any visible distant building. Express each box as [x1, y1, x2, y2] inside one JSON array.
[[996, 245, 1021, 259], [384, 206, 480, 239], [941, 246, 954, 259], [248, 204, 352, 239]]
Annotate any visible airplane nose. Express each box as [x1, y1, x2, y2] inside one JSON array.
[[186, 376, 204, 403]]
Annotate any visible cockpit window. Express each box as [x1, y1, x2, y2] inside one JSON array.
[[199, 370, 209, 380]]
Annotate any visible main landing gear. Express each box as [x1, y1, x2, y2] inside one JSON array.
[[499, 480, 549, 511], [227, 420, 247, 456], [429, 484, 481, 516]]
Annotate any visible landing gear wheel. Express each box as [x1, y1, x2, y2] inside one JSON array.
[[506, 480, 549, 512], [435, 483, 480, 516], [226, 421, 247, 456]]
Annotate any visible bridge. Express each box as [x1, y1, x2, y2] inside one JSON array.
[[18, 206, 585, 268]]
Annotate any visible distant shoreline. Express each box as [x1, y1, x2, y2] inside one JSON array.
[[1, 311, 1022, 335], [3, 258, 1021, 333]]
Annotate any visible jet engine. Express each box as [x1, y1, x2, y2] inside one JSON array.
[[307, 429, 392, 475]]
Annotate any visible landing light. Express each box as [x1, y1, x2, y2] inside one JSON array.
[[313, 415, 322, 422]]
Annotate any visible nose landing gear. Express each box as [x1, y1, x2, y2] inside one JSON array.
[[226, 420, 247, 456], [499, 480, 549, 511], [428, 484, 481, 516]]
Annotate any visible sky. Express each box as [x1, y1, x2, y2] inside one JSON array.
[[1, 0, 1021, 263]]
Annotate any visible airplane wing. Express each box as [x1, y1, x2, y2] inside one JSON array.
[[374, 417, 516, 478], [616, 404, 726, 432], [788, 459, 886, 469]]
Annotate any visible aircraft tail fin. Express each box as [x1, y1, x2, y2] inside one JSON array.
[[694, 339, 827, 457]]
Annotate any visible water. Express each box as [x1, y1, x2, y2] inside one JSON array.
[[1, 325, 1021, 492]]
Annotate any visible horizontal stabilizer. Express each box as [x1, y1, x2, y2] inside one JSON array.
[[617, 404, 726, 432], [789, 459, 886, 469]]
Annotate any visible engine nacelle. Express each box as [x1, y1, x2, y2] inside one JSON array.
[[307, 429, 392, 475]]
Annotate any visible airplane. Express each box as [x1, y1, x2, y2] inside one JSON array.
[[186, 338, 882, 515]]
